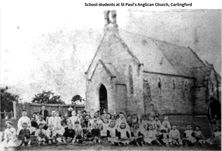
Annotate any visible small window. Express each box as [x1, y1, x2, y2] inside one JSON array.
[[158, 78, 161, 89], [129, 65, 133, 94], [172, 80, 176, 89]]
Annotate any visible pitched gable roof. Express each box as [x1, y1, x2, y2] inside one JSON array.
[[119, 30, 206, 77]]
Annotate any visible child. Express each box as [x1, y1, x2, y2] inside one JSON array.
[[35, 123, 48, 145], [45, 124, 56, 144], [91, 119, 101, 144], [193, 126, 205, 145], [154, 116, 162, 130], [183, 125, 196, 146], [206, 126, 221, 146], [116, 122, 131, 146], [161, 116, 171, 132], [37, 115, 47, 130], [73, 121, 83, 143], [63, 122, 75, 143], [107, 120, 118, 145], [68, 111, 80, 128], [169, 125, 182, 146], [18, 122, 31, 146], [17, 110, 31, 133], [144, 125, 159, 145], [100, 118, 109, 142], [2, 121, 18, 150], [130, 123, 144, 146], [159, 129, 169, 146]]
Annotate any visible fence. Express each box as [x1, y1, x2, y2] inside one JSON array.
[[0, 111, 14, 119], [16, 103, 85, 118]]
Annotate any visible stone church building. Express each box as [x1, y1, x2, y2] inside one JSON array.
[[85, 10, 221, 125]]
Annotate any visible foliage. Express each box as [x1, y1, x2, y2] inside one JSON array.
[[0, 86, 19, 112], [71, 94, 82, 103], [32, 91, 65, 104]]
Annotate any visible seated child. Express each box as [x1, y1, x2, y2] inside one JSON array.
[[116, 122, 131, 146], [37, 116, 47, 130], [130, 123, 144, 146], [107, 120, 118, 145], [159, 128, 169, 146], [91, 119, 101, 143], [206, 126, 221, 146], [144, 125, 160, 145], [2, 121, 18, 149], [154, 116, 162, 130], [45, 124, 56, 144], [161, 116, 171, 132], [169, 125, 182, 146], [73, 121, 83, 143], [35, 123, 48, 145], [18, 123, 31, 146], [63, 122, 75, 143], [183, 125, 196, 146], [193, 126, 205, 145]]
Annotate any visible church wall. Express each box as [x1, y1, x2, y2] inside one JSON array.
[[143, 71, 195, 114], [85, 63, 116, 114]]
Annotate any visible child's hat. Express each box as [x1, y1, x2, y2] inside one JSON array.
[[5, 120, 13, 126]]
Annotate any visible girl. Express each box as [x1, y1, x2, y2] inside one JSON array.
[[35, 123, 48, 145], [2, 121, 18, 151], [116, 122, 131, 146], [144, 125, 159, 145], [107, 120, 118, 145], [91, 119, 101, 144], [169, 125, 182, 146], [161, 116, 171, 132]]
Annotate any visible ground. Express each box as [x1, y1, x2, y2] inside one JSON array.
[[17, 144, 220, 151]]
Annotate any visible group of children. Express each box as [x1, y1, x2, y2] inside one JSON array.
[[0, 108, 221, 150]]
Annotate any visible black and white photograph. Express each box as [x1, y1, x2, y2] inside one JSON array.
[[0, 1, 221, 151]]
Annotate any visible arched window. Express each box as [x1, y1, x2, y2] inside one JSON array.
[[129, 65, 134, 94]]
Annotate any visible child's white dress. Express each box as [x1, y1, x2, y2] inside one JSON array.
[[2, 127, 18, 148], [184, 130, 196, 143], [144, 130, 157, 144]]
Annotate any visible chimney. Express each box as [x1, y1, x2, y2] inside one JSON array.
[[104, 10, 118, 32]]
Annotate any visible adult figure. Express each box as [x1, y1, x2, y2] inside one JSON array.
[[39, 105, 49, 121]]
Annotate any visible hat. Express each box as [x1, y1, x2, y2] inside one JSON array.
[[5, 120, 13, 126]]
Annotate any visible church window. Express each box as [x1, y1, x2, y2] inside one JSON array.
[[129, 65, 134, 94], [158, 78, 162, 89]]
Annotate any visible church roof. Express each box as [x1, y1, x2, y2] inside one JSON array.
[[118, 30, 206, 77]]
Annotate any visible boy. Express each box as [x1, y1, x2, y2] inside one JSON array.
[[73, 121, 83, 143], [18, 122, 31, 146], [144, 125, 160, 145], [116, 122, 131, 146], [107, 119, 118, 145]]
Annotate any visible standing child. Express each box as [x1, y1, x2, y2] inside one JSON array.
[[161, 116, 171, 132], [91, 119, 101, 144], [18, 123, 31, 146], [100, 118, 109, 143]]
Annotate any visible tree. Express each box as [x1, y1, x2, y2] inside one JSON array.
[[0, 86, 19, 118], [71, 94, 82, 104], [32, 91, 65, 104]]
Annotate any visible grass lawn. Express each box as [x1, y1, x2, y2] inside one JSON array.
[[17, 144, 221, 151]]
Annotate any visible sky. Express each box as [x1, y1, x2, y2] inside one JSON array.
[[0, 1, 221, 103]]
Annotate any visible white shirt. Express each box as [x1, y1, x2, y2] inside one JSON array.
[[17, 116, 31, 130], [48, 116, 61, 128]]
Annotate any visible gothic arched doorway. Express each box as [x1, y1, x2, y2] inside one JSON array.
[[99, 84, 108, 113]]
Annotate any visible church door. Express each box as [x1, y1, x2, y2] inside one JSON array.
[[99, 84, 108, 113]]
